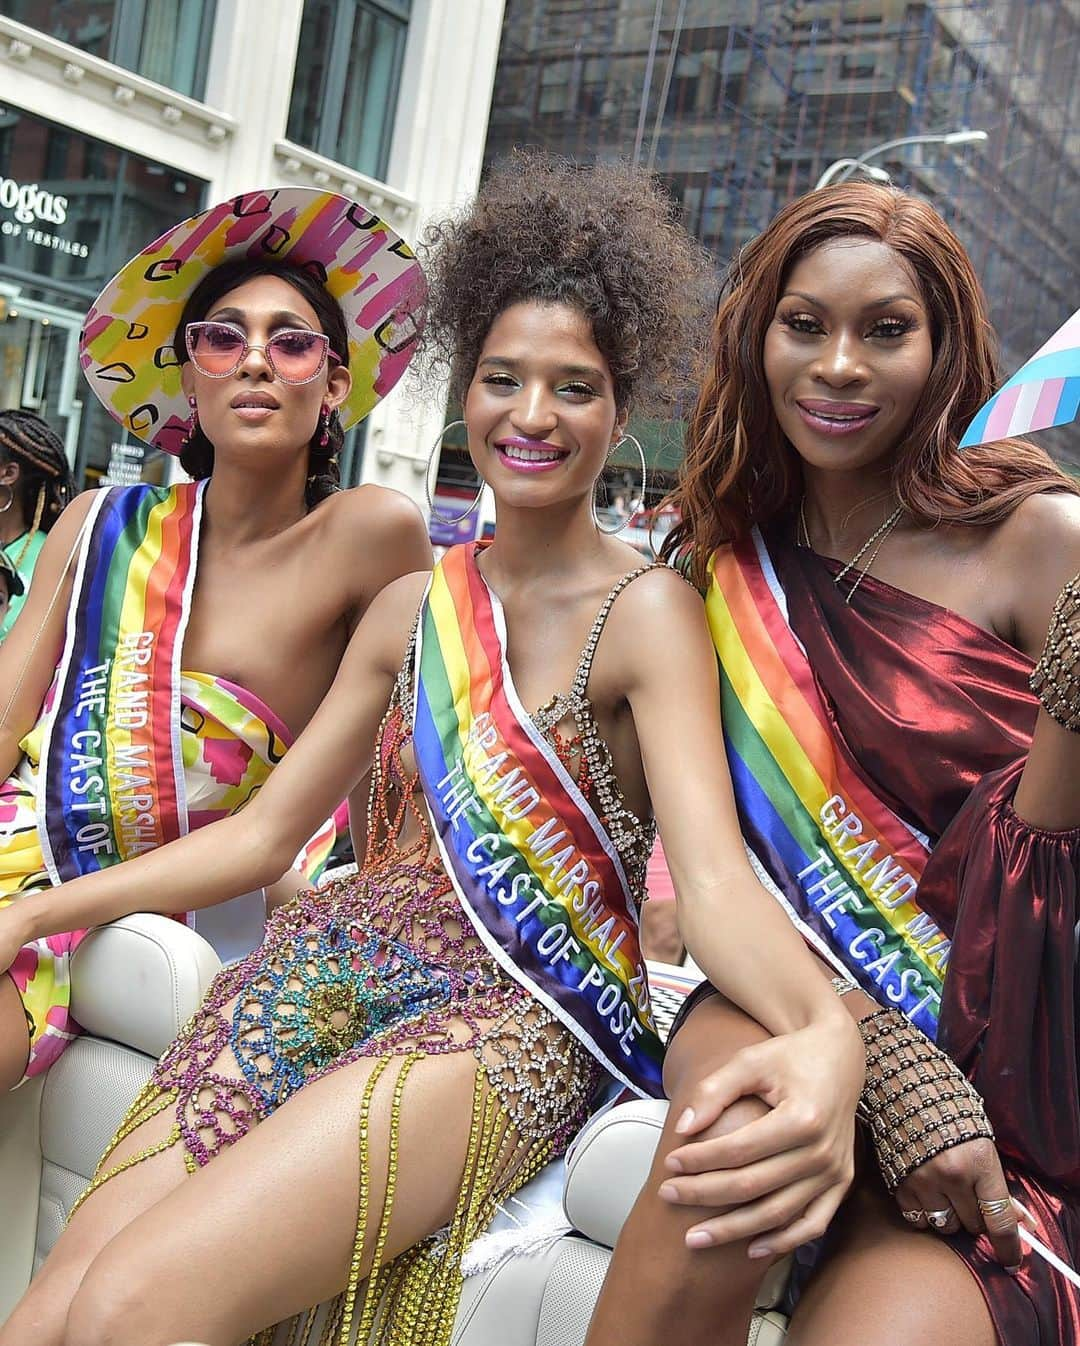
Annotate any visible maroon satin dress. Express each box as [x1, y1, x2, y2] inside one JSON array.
[[768, 532, 1080, 1343]]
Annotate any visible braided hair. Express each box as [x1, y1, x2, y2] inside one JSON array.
[[174, 260, 345, 511], [0, 409, 75, 535]]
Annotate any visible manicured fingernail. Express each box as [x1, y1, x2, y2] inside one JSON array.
[[748, 1243, 773, 1260], [1005, 1264, 1021, 1276], [686, 1229, 713, 1249], [665, 1154, 683, 1174], [675, 1107, 695, 1134], [659, 1182, 679, 1203]]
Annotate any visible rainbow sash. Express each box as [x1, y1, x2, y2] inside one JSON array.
[[38, 482, 204, 885], [708, 531, 947, 1038], [413, 546, 663, 1097]]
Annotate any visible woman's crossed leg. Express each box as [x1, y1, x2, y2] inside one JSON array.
[[585, 990, 999, 1346]]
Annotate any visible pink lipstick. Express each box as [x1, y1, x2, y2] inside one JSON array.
[[796, 400, 879, 436], [493, 436, 569, 473]]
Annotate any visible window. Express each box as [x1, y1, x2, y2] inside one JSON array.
[[288, 0, 411, 181], [10, 1, 217, 101]]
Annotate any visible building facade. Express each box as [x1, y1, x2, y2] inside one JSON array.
[[0, 0, 505, 499], [486, 0, 1080, 470]]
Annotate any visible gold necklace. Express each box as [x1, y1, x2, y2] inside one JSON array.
[[798, 497, 904, 604]]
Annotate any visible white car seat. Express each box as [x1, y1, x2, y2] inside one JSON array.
[[451, 1099, 790, 1346], [0, 921, 790, 1344], [0, 912, 221, 1319]]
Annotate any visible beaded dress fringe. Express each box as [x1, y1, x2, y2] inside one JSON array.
[[251, 1060, 551, 1346]]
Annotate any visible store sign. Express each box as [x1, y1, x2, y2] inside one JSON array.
[[0, 175, 88, 259], [0, 177, 68, 224]]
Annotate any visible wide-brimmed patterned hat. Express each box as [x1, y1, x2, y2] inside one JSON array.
[[79, 187, 427, 454]]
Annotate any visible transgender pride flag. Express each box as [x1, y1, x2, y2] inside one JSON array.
[[960, 307, 1080, 448]]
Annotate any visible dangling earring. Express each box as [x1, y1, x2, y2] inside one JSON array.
[[0, 483, 13, 515], [592, 433, 648, 535], [8, 485, 45, 571], [180, 395, 199, 451], [425, 419, 483, 525], [317, 404, 331, 448]]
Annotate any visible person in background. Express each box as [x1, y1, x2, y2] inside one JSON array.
[[640, 837, 685, 965], [0, 409, 74, 638], [0, 550, 24, 633]]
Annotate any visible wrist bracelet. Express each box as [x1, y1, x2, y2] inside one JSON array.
[[857, 1007, 994, 1191]]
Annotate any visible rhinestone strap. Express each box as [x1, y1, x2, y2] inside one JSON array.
[[1030, 572, 1080, 732], [569, 563, 659, 701], [857, 1006, 994, 1191]]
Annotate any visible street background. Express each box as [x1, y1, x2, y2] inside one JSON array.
[[1, 0, 1077, 544]]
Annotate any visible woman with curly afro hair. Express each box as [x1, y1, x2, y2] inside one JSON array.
[[4, 154, 862, 1346]]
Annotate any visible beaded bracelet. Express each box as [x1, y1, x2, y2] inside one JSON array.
[[855, 1006, 994, 1191], [1030, 573, 1080, 733]]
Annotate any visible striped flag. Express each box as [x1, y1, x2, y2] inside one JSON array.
[[960, 307, 1080, 448]]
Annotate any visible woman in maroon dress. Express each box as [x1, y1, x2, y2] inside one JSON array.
[[586, 183, 1080, 1345]]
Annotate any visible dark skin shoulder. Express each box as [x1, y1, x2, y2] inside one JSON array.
[[852, 488, 1080, 656], [983, 489, 1080, 657], [181, 484, 432, 735]]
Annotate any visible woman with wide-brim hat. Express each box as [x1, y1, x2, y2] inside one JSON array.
[[0, 187, 431, 1094]]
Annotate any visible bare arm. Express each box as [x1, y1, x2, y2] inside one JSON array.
[[614, 569, 862, 1253], [619, 571, 850, 1038], [3, 572, 429, 956], [0, 491, 97, 779]]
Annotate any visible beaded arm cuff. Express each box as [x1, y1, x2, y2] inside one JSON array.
[[1030, 573, 1080, 733], [856, 1007, 994, 1192]]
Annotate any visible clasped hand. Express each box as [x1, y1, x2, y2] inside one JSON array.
[[657, 1018, 862, 1258], [893, 1134, 1032, 1270]]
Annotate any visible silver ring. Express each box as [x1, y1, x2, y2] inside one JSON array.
[[927, 1207, 954, 1230], [902, 1209, 926, 1226]]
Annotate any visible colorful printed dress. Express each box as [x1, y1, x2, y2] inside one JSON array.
[[77, 548, 661, 1346], [686, 524, 1080, 1344], [2, 481, 338, 1081], [1, 669, 292, 1078]]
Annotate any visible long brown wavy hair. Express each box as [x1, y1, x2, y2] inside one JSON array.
[[664, 183, 1078, 586]]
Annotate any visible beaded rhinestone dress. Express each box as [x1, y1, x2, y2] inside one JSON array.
[[75, 569, 658, 1346]]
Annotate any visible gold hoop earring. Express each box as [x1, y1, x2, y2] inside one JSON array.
[[592, 433, 647, 535], [425, 419, 483, 525], [0, 483, 13, 515]]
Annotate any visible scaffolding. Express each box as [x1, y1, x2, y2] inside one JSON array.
[[486, 0, 1080, 466]]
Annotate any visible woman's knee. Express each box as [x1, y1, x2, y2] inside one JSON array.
[[62, 1253, 156, 1346], [661, 990, 769, 1100]]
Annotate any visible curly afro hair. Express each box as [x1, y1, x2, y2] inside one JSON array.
[[418, 152, 715, 416]]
